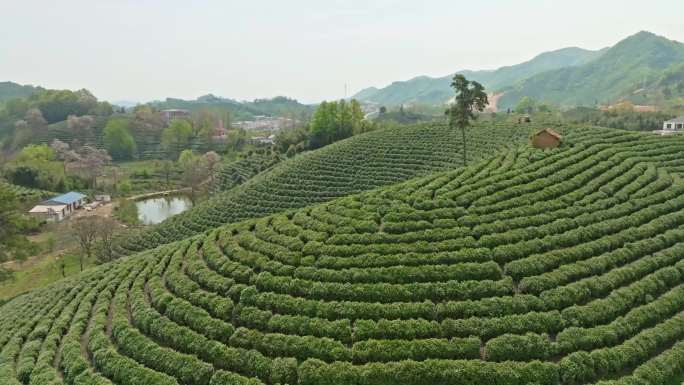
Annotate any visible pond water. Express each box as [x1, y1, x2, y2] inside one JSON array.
[[135, 195, 193, 225]]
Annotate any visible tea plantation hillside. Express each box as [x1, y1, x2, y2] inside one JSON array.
[[2, 128, 684, 385], [112, 121, 538, 257], [212, 153, 284, 193]]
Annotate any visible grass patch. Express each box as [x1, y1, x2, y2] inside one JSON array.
[[0, 252, 95, 301]]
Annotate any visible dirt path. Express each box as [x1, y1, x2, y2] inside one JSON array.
[[71, 202, 114, 219], [127, 187, 192, 201]]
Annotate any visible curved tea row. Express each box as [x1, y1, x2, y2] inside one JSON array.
[[112, 121, 542, 257], [212, 153, 283, 194], [2, 129, 683, 384]]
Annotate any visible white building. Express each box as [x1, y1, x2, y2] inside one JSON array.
[[28, 191, 87, 222], [29, 204, 68, 222], [663, 117, 684, 131], [248, 134, 276, 146]]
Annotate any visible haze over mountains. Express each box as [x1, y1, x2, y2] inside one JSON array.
[[4, 31, 683, 113], [353, 31, 684, 110]]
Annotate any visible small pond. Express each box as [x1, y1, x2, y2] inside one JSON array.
[[135, 195, 193, 225]]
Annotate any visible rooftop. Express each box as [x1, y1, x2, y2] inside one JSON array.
[[535, 128, 562, 140], [44, 191, 87, 205], [665, 116, 684, 123], [29, 204, 67, 213]]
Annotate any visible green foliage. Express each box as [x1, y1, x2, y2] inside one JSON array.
[[113, 199, 139, 225], [0, 187, 37, 263], [354, 47, 602, 105], [447, 74, 488, 166], [500, 31, 684, 109], [3, 144, 65, 191], [113, 121, 536, 257], [31, 89, 99, 123], [0, 82, 42, 103], [274, 126, 308, 154], [563, 106, 676, 131], [308, 99, 364, 149], [515, 96, 536, 114], [103, 118, 137, 160], [5, 124, 684, 385], [152, 94, 313, 122], [162, 119, 194, 159]]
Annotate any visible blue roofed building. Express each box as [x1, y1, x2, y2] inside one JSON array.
[[28, 191, 87, 222]]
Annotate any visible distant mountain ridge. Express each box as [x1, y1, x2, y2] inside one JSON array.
[[353, 31, 684, 110], [352, 47, 604, 106], [499, 31, 684, 109]]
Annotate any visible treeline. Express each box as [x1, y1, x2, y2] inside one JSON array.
[[274, 99, 373, 155], [563, 106, 676, 131], [0, 88, 113, 150], [152, 95, 313, 122]]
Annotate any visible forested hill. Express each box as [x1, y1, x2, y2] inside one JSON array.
[[0, 81, 43, 102], [150, 95, 314, 121], [3, 124, 684, 384], [354, 31, 684, 110], [499, 31, 684, 109], [352, 47, 603, 105]]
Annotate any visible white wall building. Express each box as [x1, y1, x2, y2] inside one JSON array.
[[663, 117, 684, 131]]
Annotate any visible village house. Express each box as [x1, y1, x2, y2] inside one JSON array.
[[29, 204, 68, 222], [248, 134, 276, 146], [233, 116, 294, 131], [28, 191, 87, 222], [159, 109, 190, 125], [212, 118, 229, 141], [663, 117, 684, 131], [531, 128, 562, 149]]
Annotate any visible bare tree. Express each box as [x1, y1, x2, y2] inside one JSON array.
[[203, 151, 221, 185], [50, 138, 70, 154], [157, 159, 175, 188], [24, 108, 47, 131], [67, 114, 95, 134], [72, 216, 99, 271], [94, 217, 118, 264], [51, 139, 74, 175], [67, 146, 111, 188], [179, 150, 207, 203]]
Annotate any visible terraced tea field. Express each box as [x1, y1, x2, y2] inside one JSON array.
[[2, 125, 683, 384], [112, 121, 538, 257], [212, 153, 283, 193]]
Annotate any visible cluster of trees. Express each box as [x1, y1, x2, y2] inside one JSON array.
[[70, 216, 118, 270], [0, 188, 40, 281], [308, 99, 367, 148], [103, 119, 137, 160], [275, 99, 371, 155], [563, 106, 676, 131], [177, 149, 221, 201], [514, 96, 554, 114], [0, 88, 112, 150], [2, 141, 112, 192]]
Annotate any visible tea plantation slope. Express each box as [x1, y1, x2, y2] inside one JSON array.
[[212, 153, 284, 194], [3, 133, 684, 385], [113, 121, 537, 257]]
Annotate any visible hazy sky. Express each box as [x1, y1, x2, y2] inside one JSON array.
[[1, 0, 683, 104]]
